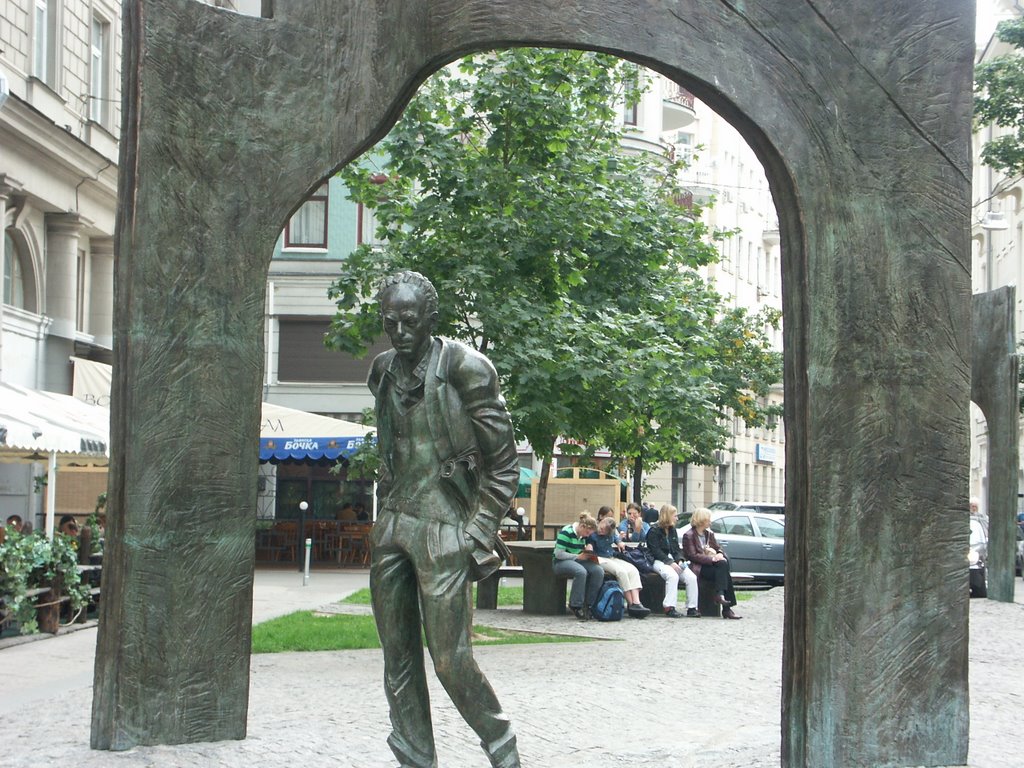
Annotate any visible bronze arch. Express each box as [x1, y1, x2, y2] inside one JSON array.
[[93, 2, 974, 766]]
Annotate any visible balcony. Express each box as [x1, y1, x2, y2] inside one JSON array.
[[662, 82, 696, 131]]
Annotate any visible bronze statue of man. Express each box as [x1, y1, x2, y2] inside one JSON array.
[[367, 271, 521, 768]]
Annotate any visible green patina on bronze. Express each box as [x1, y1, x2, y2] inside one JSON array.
[[93, 2, 974, 766]]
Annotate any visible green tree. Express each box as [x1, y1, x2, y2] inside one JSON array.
[[327, 48, 780, 528], [976, 19, 1024, 175]]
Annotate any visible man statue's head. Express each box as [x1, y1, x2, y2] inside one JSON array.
[[378, 271, 439, 364]]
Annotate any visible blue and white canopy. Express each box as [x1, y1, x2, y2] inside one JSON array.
[[68, 358, 375, 464], [259, 402, 374, 463]]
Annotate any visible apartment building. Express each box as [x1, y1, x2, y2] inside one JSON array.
[[1, 0, 122, 521], [971, 0, 1024, 512]]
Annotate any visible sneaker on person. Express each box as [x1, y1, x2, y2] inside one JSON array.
[[663, 607, 684, 618]]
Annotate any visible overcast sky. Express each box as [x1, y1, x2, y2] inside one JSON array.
[[977, 0, 1000, 44]]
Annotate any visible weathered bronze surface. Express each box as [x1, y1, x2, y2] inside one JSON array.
[[368, 271, 520, 768], [971, 287, 1020, 603], [94, 2, 973, 765]]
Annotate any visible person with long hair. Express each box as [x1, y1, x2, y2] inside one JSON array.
[[645, 504, 699, 618], [681, 507, 742, 619], [588, 515, 650, 618]]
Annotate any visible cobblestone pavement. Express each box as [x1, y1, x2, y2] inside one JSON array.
[[2, 569, 1021, 767]]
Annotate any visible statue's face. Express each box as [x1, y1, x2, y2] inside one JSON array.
[[381, 283, 435, 362]]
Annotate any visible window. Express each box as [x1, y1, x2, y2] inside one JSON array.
[[76, 248, 87, 331], [33, 0, 57, 85], [357, 203, 385, 247], [277, 318, 390, 382], [3, 231, 26, 308], [755, 516, 785, 539], [90, 15, 111, 125], [622, 64, 640, 126], [284, 183, 329, 248], [712, 515, 754, 537]]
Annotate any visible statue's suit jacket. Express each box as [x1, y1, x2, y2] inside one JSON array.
[[368, 337, 519, 564]]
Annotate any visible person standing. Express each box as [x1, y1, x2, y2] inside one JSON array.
[[367, 271, 521, 768]]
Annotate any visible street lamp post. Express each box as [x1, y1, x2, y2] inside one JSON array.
[[298, 500, 309, 576]]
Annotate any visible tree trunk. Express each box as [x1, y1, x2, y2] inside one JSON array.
[[534, 453, 554, 540], [631, 453, 643, 503]]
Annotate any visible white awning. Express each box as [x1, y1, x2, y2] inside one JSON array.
[[0, 382, 109, 462], [69, 357, 375, 463], [0, 381, 110, 540]]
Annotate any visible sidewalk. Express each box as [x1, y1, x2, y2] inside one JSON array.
[[1, 570, 1021, 767]]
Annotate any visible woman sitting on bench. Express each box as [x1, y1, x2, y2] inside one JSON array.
[[646, 505, 699, 618], [681, 507, 741, 620], [588, 513, 650, 618]]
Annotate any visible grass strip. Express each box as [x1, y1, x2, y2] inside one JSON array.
[[341, 585, 526, 607], [252, 610, 589, 653]]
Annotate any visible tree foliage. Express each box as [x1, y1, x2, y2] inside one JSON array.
[[327, 48, 781, 510], [976, 19, 1024, 175]]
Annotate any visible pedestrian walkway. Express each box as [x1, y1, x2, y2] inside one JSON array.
[[1, 570, 1021, 767]]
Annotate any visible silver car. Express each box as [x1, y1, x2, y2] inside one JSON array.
[[680, 511, 786, 585]]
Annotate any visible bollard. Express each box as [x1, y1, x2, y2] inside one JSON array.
[[303, 538, 312, 586]]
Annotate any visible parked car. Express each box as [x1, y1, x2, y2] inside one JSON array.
[[969, 515, 987, 598], [708, 500, 785, 516], [678, 511, 785, 585], [677, 500, 785, 529]]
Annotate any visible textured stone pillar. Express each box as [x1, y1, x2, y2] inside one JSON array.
[[971, 287, 1020, 602], [44, 212, 84, 339]]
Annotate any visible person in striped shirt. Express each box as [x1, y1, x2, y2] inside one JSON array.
[[552, 513, 604, 620]]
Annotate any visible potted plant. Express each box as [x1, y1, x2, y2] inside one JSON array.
[[0, 529, 90, 635]]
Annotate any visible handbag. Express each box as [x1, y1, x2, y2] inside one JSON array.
[[615, 545, 656, 575]]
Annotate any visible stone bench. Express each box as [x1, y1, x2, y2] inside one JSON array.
[[475, 565, 524, 610]]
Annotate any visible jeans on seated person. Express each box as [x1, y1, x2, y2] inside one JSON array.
[[651, 560, 698, 610], [552, 557, 605, 610]]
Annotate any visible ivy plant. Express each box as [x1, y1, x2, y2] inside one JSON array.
[[0, 530, 89, 635]]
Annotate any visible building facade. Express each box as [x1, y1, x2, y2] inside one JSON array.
[[971, 0, 1024, 515], [1, 5, 786, 521], [1, 0, 122, 521]]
